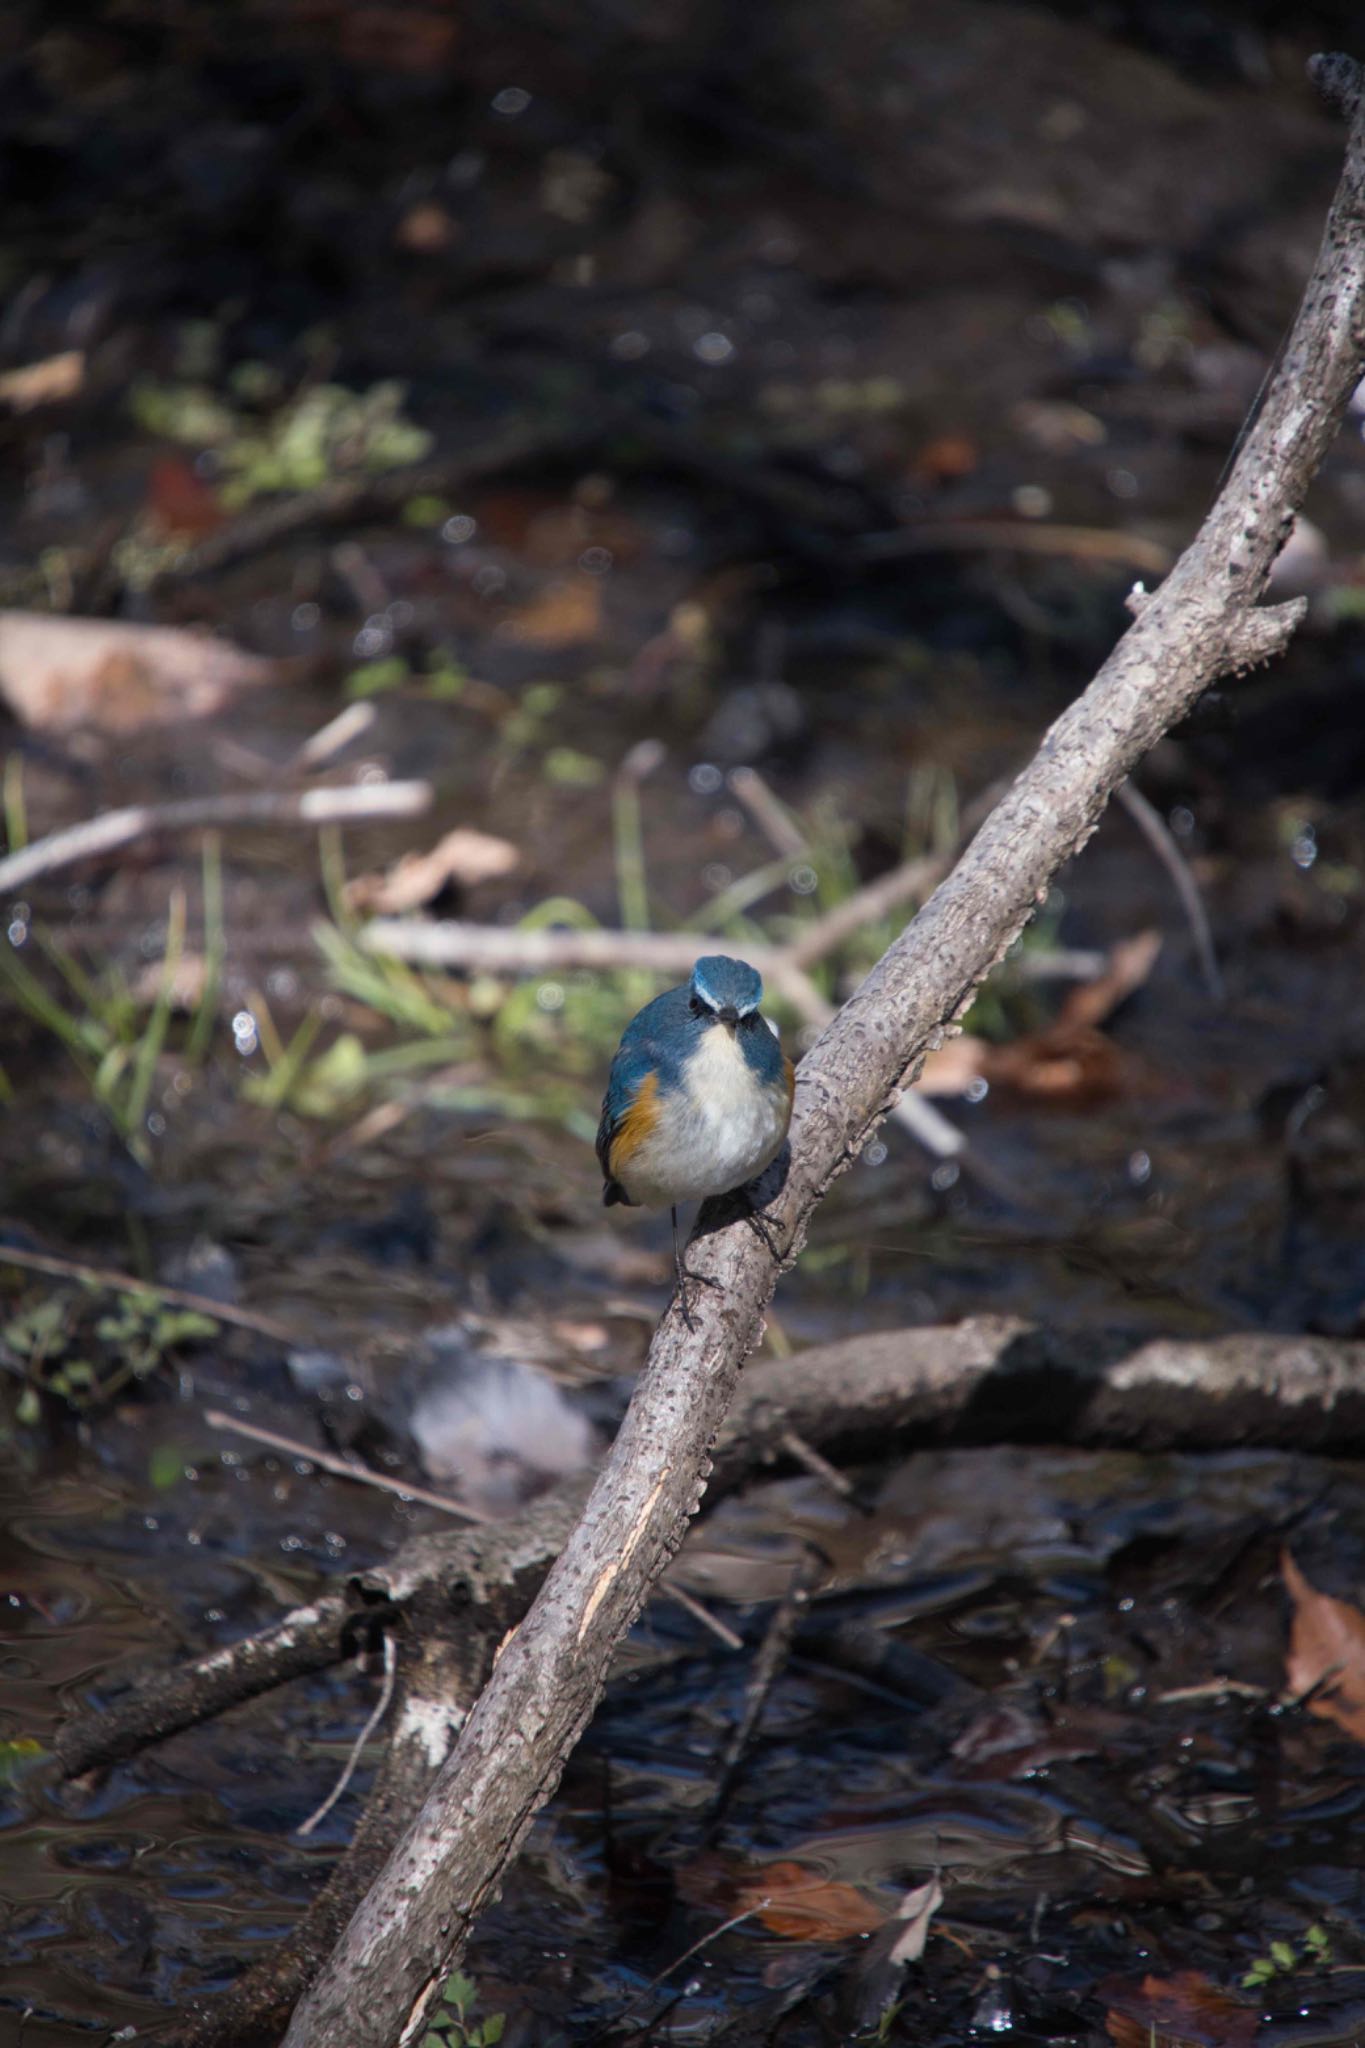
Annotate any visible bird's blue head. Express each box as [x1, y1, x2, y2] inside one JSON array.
[[689, 954, 763, 1026]]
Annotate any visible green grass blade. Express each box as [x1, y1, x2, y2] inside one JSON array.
[[122, 888, 186, 1145], [187, 831, 224, 1064]]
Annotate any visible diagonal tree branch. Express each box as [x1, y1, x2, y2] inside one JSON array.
[[282, 57, 1365, 2048]]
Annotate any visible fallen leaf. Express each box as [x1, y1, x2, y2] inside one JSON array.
[[738, 1861, 890, 1942], [677, 1852, 891, 1942], [1282, 1548, 1365, 1742], [0, 613, 272, 735], [1057, 930, 1162, 1032], [0, 350, 84, 412], [949, 1700, 1118, 1778], [912, 433, 978, 483], [344, 827, 519, 913], [396, 201, 458, 253], [131, 952, 210, 1009], [495, 576, 603, 648], [145, 456, 225, 539], [915, 930, 1161, 1106], [1104, 1970, 1256, 2048], [887, 1876, 943, 1965]]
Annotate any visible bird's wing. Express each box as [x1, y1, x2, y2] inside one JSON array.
[[597, 988, 692, 1195], [596, 1039, 661, 1193]]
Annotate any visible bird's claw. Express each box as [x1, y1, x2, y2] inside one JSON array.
[[674, 1260, 723, 1330], [744, 1201, 786, 1262]]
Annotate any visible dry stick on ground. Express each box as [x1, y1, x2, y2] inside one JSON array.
[[0, 1244, 299, 1345], [205, 1409, 490, 1524], [0, 780, 432, 896], [280, 60, 1365, 2048]]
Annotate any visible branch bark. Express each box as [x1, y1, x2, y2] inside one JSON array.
[[284, 61, 1365, 2047]]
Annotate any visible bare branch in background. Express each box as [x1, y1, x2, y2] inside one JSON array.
[[0, 781, 432, 896]]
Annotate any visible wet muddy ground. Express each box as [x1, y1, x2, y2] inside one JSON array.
[[6, 4, 1365, 2043]]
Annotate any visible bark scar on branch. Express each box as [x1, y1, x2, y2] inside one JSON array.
[[578, 1471, 669, 1642]]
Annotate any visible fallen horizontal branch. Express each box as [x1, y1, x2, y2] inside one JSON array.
[[0, 781, 432, 896], [281, 56, 1365, 2048], [716, 1315, 1365, 1484], [58, 1310, 1365, 1784], [53, 1481, 591, 1782], [53, 1591, 355, 1778]]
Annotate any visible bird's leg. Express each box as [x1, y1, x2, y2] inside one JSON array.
[[670, 1205, 698, 1330], [670, 1205, 723, 1329], [743, 1186, 787, 1262]]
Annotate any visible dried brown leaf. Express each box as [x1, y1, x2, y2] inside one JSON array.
[[1058, 929, 1161, 1031], [495, 576, 602, 648], [146, 456, 225, 539], [0, 613, 272, 735], [1283, 1548, 1365, 1742], [737, 1861, 890, 1942], [0, 350, 84, 412], [344, 828, 519, 914], [1104, 1970, 1256, 2048], [914, 931, 1162, 1105]]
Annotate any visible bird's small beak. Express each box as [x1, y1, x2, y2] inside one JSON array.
[[717, 1005, 740, 1028]]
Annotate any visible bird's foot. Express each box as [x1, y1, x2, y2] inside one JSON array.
[[743, 1196, 787, 1263], [673, 1259, 724, 1331]]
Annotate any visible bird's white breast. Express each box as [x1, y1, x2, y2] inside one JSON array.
[[619, 1024, 789, 1208]]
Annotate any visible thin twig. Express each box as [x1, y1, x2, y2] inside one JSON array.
[[298, 1634, 399, 1837], [204, 1410, 489, 1523], [0, 782, 433, 895], [593, 1906, 766, 2043], [292, 702, 380, 775], [727, 766, 809, 860], [783, 776, 1007, 971], [778, 1426, 854, 1497], [361, 919, 776, 981], [854, 518, 1173, 577], [785, 850, 951, 969], [0, 1243, 298, 1344], [658, 1580, 743, 1651], [1153, 1678, 1268, 1705], [718, 1557, 815, 1783], [1114, 778, 1224, 1000]]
